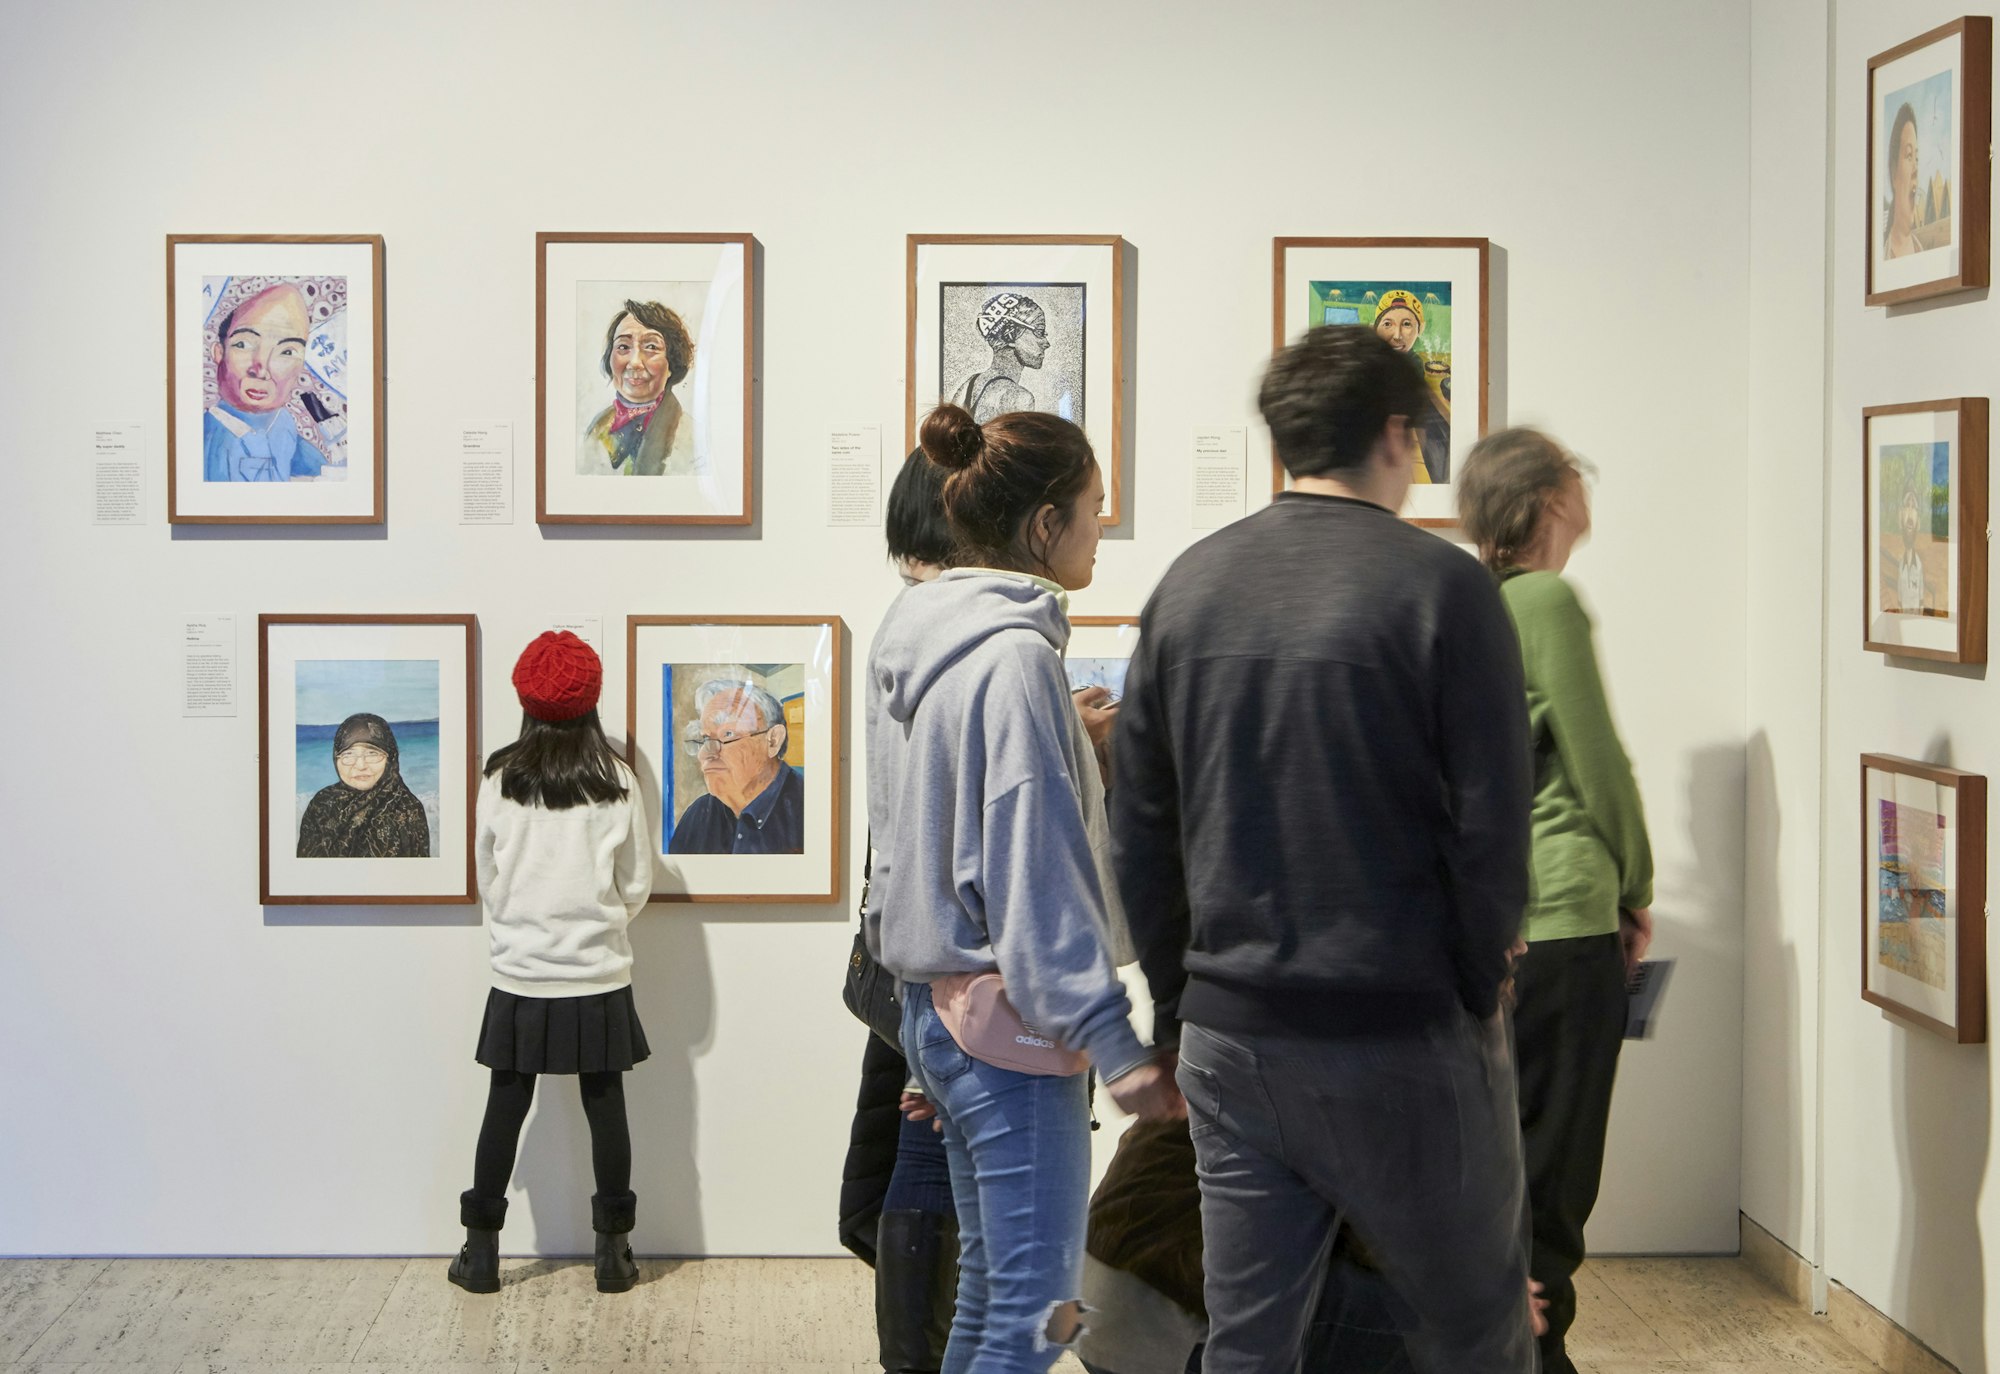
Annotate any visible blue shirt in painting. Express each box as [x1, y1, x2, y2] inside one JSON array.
[[668, 764, 806, 856], [202, 402, 326, 482]]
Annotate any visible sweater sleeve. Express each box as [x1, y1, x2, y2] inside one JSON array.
[[474, 774, 499, 905], [615, 770, 655, 920], [978, 652, 1149, 1082], [1109, 601, 1190, 1050], [1435, 563, 1534, 1018], [1524, 578, 1655, 910]]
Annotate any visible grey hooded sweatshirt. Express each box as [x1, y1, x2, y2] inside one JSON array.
[[864, 570, 1149, 1082]]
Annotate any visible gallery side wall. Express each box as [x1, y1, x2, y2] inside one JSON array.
[[1741, 0, 1832, 1269], [1816, 0, 2000, 1365], [0, 0, 1750, 1256]]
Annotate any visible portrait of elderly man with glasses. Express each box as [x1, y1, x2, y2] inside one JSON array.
[[667, 677, 806, 856]]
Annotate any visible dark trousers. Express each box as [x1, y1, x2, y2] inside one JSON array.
[[1514, 932, 1628, 1374], [1179, 1017, 1534, 1374]]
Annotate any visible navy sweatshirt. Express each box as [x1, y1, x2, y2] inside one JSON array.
[[1112, 492, 1532, 1044]]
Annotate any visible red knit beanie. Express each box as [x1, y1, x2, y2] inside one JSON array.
[[513, 631, 602, 722]]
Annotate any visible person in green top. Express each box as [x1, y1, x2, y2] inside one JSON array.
[[1459, 427, 1654, 1374]]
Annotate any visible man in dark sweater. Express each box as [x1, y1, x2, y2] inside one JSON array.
[[1112, 325, 1536, 1373]]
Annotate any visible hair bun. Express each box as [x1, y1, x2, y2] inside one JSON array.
[[919, 403, 985, 473]]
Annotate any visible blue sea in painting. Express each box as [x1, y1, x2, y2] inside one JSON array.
[[294, 719, 442, 854]]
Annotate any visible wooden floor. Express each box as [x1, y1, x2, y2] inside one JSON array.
[[0, 1255, 1888, 1372]]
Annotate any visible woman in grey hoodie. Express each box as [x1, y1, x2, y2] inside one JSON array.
[[866, 403, 1183, 1373]]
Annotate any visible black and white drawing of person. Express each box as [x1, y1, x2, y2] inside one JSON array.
[[951, 292, 1050, 422]]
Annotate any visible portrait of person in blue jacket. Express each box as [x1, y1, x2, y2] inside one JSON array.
[[202, 281, 331, 483], [667, 677, 805, 856]]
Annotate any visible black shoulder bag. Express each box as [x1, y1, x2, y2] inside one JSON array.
[[843, 832, 904, 1048]]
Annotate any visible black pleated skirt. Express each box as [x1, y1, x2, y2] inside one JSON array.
[[474, 986, 650, 1074]]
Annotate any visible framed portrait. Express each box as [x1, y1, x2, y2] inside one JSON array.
[[1866, 17, 1991, 306], [1273, 237, 1489, 527], [1863, 398, 1987, 662], [259, 614, 477, 905], [167, 235, 385, 525], [1861, 754, 1986, 1043], [1068, 616, 1141, 702], [625, 615, 843, 903], [907, 235, 1125, 524], [537, 233, 754, 525]]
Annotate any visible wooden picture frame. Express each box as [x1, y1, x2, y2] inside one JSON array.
[[167, 234, 386, 525], [625, 614, 843, 903], [536, 232, 755, 526], [906, 234, 1126, 525], [1861, 754, 1987, 1042], [258, 614, 477, 905], [1272, 237, 1490, 527], [1866, 17, 1992, 306], [1862, 398, 1988, 662]]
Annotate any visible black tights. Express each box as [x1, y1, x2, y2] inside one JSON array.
[[469, 1069, 631, 1200]]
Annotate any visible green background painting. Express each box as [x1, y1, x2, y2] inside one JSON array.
[[1310, 279, 1453, 359]]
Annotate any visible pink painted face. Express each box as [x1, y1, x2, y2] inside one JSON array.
[[609, 313, 671, 404], [213, 286, 311, 413]]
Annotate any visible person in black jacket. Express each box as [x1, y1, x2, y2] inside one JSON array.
[[1112, 325, 1537, 1373], [838, 450, 960, 1374]]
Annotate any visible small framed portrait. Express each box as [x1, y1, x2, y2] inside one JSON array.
[[259, 614, 477, 905], [536, 233, 754, 525], [1862, 754, 1986, 1043], [167, 235, 385, 524], [1867, 18, 1991, 305], [907, 235, 1125, 524], [1273, 237, 1490, 527], [625, 615, 843, 903], [1863, 398, 1988, 662], [1067, 616, 1141, 702]]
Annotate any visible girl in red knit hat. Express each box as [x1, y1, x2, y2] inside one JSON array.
[[448, 631, 654, 1297]]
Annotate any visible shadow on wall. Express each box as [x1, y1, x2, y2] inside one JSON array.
[[1889, 1025, 1987, 1368], [1742, 731, 1807, 1248], [513, 915, 715, 1257]]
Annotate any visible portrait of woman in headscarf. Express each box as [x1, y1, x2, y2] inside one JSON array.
[[296, 713, 432, 858]]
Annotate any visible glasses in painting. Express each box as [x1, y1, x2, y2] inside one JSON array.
[[683, 725, 778, 758]]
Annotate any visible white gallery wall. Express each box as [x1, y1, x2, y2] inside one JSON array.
[[1752, 0, 2000, 1366], [0, 0, 1750, 1256]]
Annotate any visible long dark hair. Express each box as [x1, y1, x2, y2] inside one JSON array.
[[483, 708, 629, 810], [919, 403, 1096, 575]]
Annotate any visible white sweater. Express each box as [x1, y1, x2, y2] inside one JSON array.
[[475, 762, 653, 997]]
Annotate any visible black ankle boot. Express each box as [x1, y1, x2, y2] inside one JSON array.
[[592, 1190, 639, 1294], [447, 1192, 506, 1294], [875, 1208, 958, 1373]]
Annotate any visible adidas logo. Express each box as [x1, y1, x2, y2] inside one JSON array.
[[1015, 1033, 1057, 1049]]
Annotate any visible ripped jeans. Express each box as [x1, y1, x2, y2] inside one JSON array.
[[902, 980, 1092, 1374]]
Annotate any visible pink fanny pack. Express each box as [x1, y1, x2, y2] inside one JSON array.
[[932, 972, 1090, 1077]]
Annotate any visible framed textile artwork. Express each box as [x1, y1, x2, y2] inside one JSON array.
[[1866, 17, 1991, 306], [625, 615, 843, 903], [537, 233, 754, 525], [259, 614, 477, 905], [1272, 237, 1489, 527], [906, 235, 1125, 524], [1861, 754, 1986, 1043], [1862, 398, 1987, 662], [167, 235, 385, 524]]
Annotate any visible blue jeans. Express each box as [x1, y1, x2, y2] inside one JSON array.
[[901, 980, 1092, 1374]]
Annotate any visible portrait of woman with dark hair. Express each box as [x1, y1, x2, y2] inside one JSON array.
[[580, 298, 697, 477], [296, 713, 433, 858], [1885, 101, 1923, 260]]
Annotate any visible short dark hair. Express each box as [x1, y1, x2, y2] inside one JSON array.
[[1258, 325, 1435, 479], [885, 448, 953, 566], [600, 300, 695, 388], [920, 404, 1097, 575]]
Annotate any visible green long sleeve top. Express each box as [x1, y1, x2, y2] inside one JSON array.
[[1498, 570, 1654, 942]]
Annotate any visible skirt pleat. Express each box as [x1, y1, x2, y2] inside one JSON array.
[[475, 986, 649, 1074]]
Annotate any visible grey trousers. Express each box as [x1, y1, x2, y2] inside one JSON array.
[[1178, 1015, 1535, 1374]]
